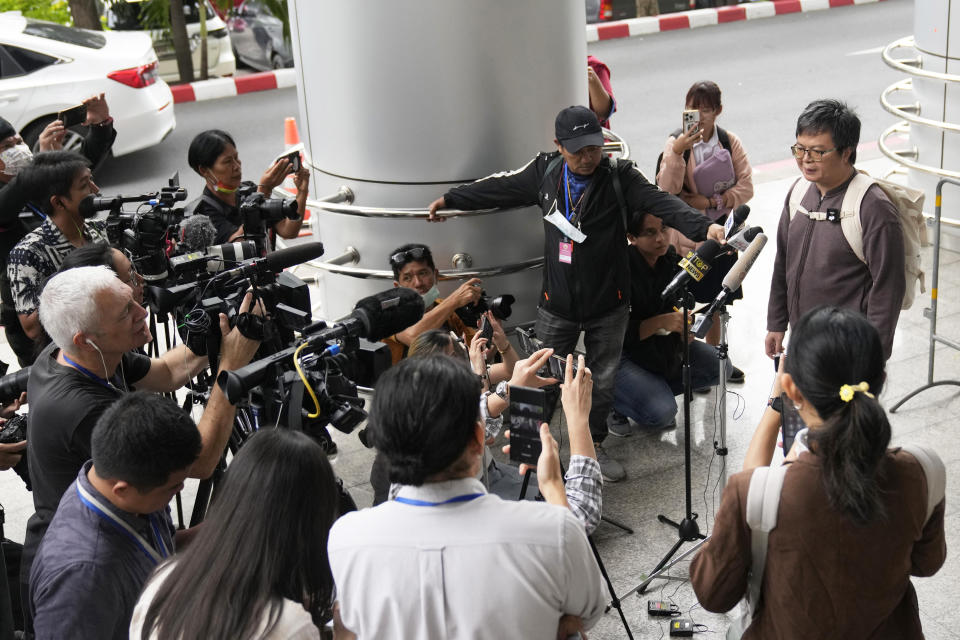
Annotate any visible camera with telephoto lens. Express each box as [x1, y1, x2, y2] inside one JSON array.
[[0, 367, 29, 406], [232, 184, 298, 255], [85, 173, 188, 282], [0, 413, 30, 490]]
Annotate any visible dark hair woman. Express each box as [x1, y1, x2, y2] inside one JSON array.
[[690, 306, 946, 639], [130, 429, 339, 640], [186, 128, 309, 250]]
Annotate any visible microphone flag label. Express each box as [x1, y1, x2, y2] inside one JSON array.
[[678, 250, 711, 282]]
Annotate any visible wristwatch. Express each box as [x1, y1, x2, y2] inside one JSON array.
[[494, 380, 509, 401]]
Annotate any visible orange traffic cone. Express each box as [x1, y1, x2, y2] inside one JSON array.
[[284, 116, 300, 150]]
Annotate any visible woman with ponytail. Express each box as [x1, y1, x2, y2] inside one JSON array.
[[691, 306, 946, 639]]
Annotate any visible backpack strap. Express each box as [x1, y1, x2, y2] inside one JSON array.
[[787, 177, 809, 222], [899, 444, 946, 523], [837, 172, 875, 265], [743, 464, 789, 614], [717, 126, 731, 152]]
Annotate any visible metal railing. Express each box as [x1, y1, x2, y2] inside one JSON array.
[[892, 178, 960, 411]]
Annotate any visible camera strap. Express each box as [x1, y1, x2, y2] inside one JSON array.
[[76, 482, 169, 566]]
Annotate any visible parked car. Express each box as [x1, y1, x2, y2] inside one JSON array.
[[586, 0, 602, 23], [106, 0, 236, 82], [0, 12, 176, 157], [226, 1, 292, 71]]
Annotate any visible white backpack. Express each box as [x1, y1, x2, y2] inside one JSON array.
[[728, 444, 945, 639], [788, 171, 927, 309]]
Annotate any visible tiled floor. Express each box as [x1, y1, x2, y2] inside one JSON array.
[[2, 152, 959, 638]]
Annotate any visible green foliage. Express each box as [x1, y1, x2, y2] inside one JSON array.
[[0, 0, 72, 24]]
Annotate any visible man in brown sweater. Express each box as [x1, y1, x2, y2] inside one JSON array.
[[766, 99, 905, 360]]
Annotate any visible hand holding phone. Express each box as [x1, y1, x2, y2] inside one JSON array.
[[58, 104, 87, 128], [508, 386, 545, 464]]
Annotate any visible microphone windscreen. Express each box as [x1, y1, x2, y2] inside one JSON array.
[[261, 242, 325, 272], [79, 194, 98, 218], [179, 214, 217, 253], [721, 233, 767, 292], [351, 287, 425, 341]]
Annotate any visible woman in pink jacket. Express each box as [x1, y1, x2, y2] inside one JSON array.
[[656, 81, 753, 385]]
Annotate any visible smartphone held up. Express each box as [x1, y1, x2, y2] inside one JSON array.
[[682, 109, 700, 135]]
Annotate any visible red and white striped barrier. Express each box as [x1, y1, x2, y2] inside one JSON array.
[[171, 0, 881, 104], [587, 0, 883, 42]]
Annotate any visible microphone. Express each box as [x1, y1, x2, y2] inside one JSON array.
[[217, 242, 325, 281], [723, 204, 750, 239], [692, 233, 768, 338], [660, 239, 723, 302], [347, 287, 426, 341], [179, 214, 217, 253], [726, 225, 763, 253]]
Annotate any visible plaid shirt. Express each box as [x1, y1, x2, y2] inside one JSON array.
[[565, 455, 603, 535], [7, 217, 109, 315]]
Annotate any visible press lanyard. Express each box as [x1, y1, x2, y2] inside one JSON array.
[[76, 483, 169, 565], [61, 353, 115, 391], [394, 493, 484, 507]]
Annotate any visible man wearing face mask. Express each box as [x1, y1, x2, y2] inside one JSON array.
[[0, 95, 115, 366], [382, 243, 483, 364], [7, 152, 111, 361]]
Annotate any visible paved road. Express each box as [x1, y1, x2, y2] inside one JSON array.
[[94, 0, 911, 200]]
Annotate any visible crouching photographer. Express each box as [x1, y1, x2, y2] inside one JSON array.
[[18, 265, 262, 633]]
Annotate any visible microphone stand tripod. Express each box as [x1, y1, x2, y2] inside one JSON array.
[[635, 284, 705, 593]]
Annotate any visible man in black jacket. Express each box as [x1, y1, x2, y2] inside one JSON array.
[[0, 94, 116, 365], [428, 105, 724, 482]]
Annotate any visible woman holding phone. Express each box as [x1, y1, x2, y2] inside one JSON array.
[[186, 129, 309, 248]]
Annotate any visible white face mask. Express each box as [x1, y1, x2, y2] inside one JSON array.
[[421, 284, 440, 307], [0, 144, 32, 176]]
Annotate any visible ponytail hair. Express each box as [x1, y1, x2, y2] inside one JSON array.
[[784, 306, 891, 524]]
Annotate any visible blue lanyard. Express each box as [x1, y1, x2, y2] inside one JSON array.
[[394, 493, 484, 507], [77, 483, 169, 565], [61, 353, 115, 390], [563, 164, 574, 221]]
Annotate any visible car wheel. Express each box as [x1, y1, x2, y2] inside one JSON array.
[[271, 53, 284, 70]]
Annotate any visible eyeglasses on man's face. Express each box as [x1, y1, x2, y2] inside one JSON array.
[[790, 144, 837, 162]]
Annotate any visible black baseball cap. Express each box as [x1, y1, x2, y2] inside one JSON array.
[[555, 106, 603, 153]]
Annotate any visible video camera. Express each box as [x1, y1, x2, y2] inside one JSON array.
[[216, 287, 424, 435], [147, 243, 324, 359], [232, 184, 298, 255], [81, 173, 188, 282]]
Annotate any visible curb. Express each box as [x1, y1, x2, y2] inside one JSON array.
[[588, 0, 882, 42], [171, 0, 880, 104], [170, 68, 297, 104]]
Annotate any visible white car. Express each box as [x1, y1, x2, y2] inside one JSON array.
[[0, 12, 176, 157], [106, 0, 236, 82]]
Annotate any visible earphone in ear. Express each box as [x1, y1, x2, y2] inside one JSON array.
[[85, 338, 100, 352]]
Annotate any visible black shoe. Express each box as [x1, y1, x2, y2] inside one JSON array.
[[727, 365, 745, 384]]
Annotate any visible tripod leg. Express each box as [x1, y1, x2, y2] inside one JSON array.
[[658, 514, 681, 529], [589, 536, 633, 640], [599, 514, 634, 534], [638, 537, 684, 594]]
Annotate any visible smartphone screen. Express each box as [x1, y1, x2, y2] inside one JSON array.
[[682, 109, 699, 135], [508, 386, 545, 465], [549, 354, 578, 379], [285, 150, 301, 173], [58, 104, 87, 128]]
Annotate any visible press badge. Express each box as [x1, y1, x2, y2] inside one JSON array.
[[544, 203, 587, 244], [559, 241, 573, 264]]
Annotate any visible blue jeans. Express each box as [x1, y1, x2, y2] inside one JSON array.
[[613, 341, 729, 429], [535, 305, 629, 443]]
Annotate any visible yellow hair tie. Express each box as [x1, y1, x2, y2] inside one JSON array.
[[839, 381, 874, 403]]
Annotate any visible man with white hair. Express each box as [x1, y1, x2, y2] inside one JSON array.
[[19, 265, 261, 631]]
